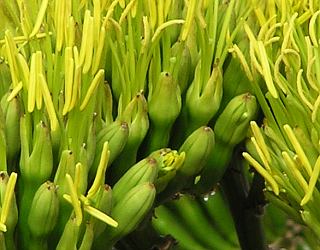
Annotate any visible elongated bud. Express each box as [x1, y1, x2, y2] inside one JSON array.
[[90, 184, 113, 238], [112, 157, 158, 205], [0, 116, 6, 171], [95, 183, 156, 247], [214, 93, 258, 146], [186, 63, 223, 132], [28, 181, 59, 237], [22, 121, 53, 184], [171, 41, 192, 93], [56, 216, 80, 250], [146, 72, 181, 151], [90, 120, 129, 181], [54, 150, 75, 199], [2, 96, 20, 165], [178, 126, 215, 176], [111, 93, 149, 181]]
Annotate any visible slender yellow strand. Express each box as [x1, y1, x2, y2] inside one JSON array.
[[251, 137, 272, 172], [273, 54, 289, 94], [69, 65, 81, 111], [253, 7, 267, 27], [87, 142, 110, 199], [283, 124, 313, 176], [258, 15, 277, 41], [0, 172, 17, 225], [265, 23, 282, 43], [148, 0, 157, 30], [152, 19, 185, 43], [258, 41, 278, 98], [66, 174, 82, 226], [297, 69, 313, 110], [66, 16, 75, 47], [92, 26, 106, 74], [250, 121, 271, 162], [28, 53, 36, 113], [83, 17, 94, 74], [93, 0, 101, 45], [80, 69, 104, 111], [16, 53, 30, 89], [119, 0, 136, 25], [63, 48, 74, 115], [84, 205, 118, 227], [79, 10, 91, 66], [309, 10, 320, 47], [230, 45, 253, 81], [29, 0, 49, 38], [305, 36, 320, 91], [4, 33, 19, 87], [0, 223, 6, 232], [301, 155, 320, 205], [39, 74, 59, 131], [243, 152, 279, 195], [103, 0, 119, 27], [56, 0, 65, 51], [282, 151, 309, 192], [7, 82, 23, 101], [249, 42, 264, 76], [297, 10, 312, 25], [312, 93, 320, 122], [35, 52, 43, 110], [181, 0, 197, 41], [264, 37, 280, 46], [74, 163, 82, 192]]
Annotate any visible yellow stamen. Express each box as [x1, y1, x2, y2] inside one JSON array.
[[39, 74, 59, 131], [230, 45, 253, 81], [119, 0, 136, 25], [309, 10, 320, 47], [28, 53, 36, 113], [87, 142, 110, 199], [29, 0, 49, 38], [282, 151, 308, 193], [283, 124, 313, 176], [243, 152, 279, 195], [0, 172, 17, 230], [80, 69, 104, 111], [84, 205, 118, 227], [152, 19, 185, 43], [297, 69, 313, 110], [301, 155, 320, 206], [250, 121, 271, 162], [7, 82, 23, 101], [65, 174, 82, 226]]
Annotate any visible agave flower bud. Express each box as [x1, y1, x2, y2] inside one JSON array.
[[146, 72, 181, 152], [1, 95, 21, 166], [94, 183, 156, 248], [110, 93, 149, 182], [214, 92, 258, 146], [185, 63, 223, 133], [28, 181, 59, 239], [89, 120, 129, 181], [0, 109, 6, 171], [112, 157, 158, 205], [56, 216, 80, 250]]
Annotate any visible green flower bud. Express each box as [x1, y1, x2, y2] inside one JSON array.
[[28, 181, 59, 238], [214, 93, 258, 146], [56, 216, 79, 250], [112, 157, 158, 205]]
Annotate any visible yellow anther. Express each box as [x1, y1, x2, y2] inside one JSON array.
[[283, 124, 313, 177], [301, 155, 320, 206], [29, 0, 49, 38], [84, 205, 118, 227], [0, 172, 17, 229], [80, 69, 105, 111], [296, 69, 313, 111], [87, 142, 110, 199], [7, 82, 23, 102], [243, 152, 279, 195], [65, 174, 82, 226]]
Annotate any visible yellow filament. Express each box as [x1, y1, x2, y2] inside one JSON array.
[[80, 69, 104, 110], [7, 82, 23, 101], [243, 152, 279, 195], [258, 41, 278, 98], [301, 155, 320, 205], [296, 69, 313, 110], [152, 19, 185, 43], [87, 142, 110, 199], [84, 206, 118, 227], [28, 53, 36, 113], [282, 151, 308, 192], [230, 45, 253, 81], [309, 10, 320, 47], [29, 0, 49, 38], [119, 0, 136, 25], [65, 174, 82, 226], [283, 124, 313, 176], [39, 74, 59, 131], [0, 172, 17, 228], [251, 137, 272, 172]]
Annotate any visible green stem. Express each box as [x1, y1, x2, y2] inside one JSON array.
[[220, 148, 267, 250]]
